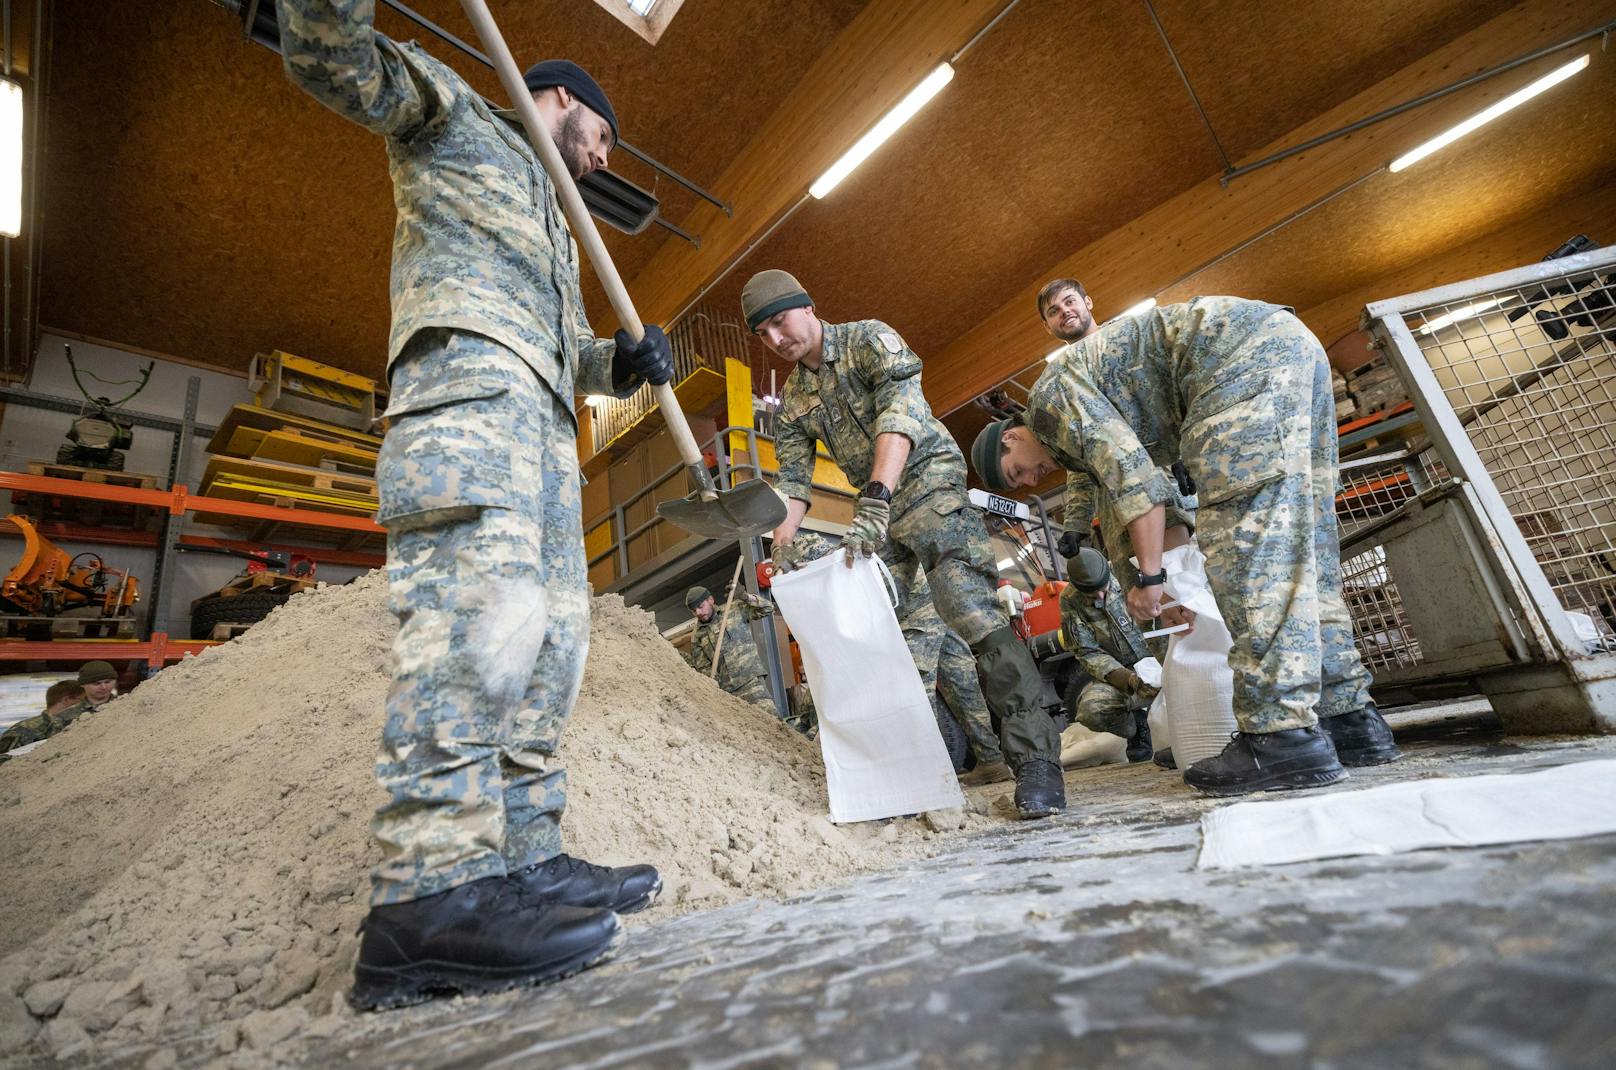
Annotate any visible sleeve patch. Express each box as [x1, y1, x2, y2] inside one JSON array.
[[878, 331, 903, 354]]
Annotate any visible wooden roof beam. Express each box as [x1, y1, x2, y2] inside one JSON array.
[[923, 0, 1616, 415]]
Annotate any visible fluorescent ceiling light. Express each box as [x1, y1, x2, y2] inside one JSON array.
[[585, 395, 611, 407], [1416, 297, 1512, 336], [627, 0, 657, 13], [1120, 297, 1157, 318], [810, 63, 954, 199], [996, 558, 1015, 571], [0, 79, 20, 238], [1044, 345, 1066, 363], [1390, 54, 1589, 173]]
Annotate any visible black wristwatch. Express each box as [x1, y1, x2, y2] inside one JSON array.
[[1136, 569, 1167, 587], [860, 481, 892, 502]]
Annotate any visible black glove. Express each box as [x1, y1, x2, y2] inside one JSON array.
[[612, 324, 674, 388]]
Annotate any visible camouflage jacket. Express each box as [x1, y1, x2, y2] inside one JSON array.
[[1059, 576, 1151, 685], [1025, 297, 1289, 526], [684, 597, 774, 691], [775, 320, 967, 517], [1065, 465, 1196, 580], [276, 0, 627, 427], [0, 699, 91, 761]]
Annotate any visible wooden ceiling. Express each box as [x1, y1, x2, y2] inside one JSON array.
[[34, 0, 1616, 441]]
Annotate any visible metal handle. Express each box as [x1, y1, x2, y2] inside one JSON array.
[[455, 0, 709, 480]]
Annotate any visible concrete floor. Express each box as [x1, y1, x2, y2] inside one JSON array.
[[142, 703, 1616, 1068]]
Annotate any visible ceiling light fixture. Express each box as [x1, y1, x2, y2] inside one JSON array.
[[1120, 297, 1158, 318], [810, 63, 955, 199], [0, 79, 21, 238], [1389, 53, 1590, 173], [1043, 345, 1067, 363], [995, 558, 1016, 571], [585, 395, 611, 408], [1416, 297, 1513, 336]]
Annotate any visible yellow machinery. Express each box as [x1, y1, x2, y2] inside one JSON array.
[[0, 515, 140, 619], [248, 350, 380, 430]]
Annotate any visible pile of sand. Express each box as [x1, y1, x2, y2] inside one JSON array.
[[0, 575, 995, 1064]]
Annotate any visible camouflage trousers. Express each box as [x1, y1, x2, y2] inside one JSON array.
[[884, 487, 1061, 765], [1073, 681, 1143, 739], [1188, 316, 1374, 733], [370, 330, 587, 907], [936, 628, 1004, 765], [727, 674, 773, 709]]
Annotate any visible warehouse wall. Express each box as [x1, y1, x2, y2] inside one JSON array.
[[0, 334, 370, 635]]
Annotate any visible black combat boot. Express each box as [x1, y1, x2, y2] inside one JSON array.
[[1126, 710, 1153, 764], [350, 875, 621, 1011], [1013, 759, 1066, 818], [1153, 747, 1176, 770], [1183, 727, 1347, 797], [1319, 703, 1402, 766], [511, 853, 662, 914]]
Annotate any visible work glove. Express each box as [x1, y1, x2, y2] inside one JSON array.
[[771, 538, 809, 575], [612, 324, 674, 389], [842, 496, 890, 564]]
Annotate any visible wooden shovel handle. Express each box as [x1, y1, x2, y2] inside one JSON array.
[[455, 0, 706, 471]]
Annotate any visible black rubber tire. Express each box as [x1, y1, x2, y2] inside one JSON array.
[[190, 589, 292, 640], [932, 694, 970, 773]]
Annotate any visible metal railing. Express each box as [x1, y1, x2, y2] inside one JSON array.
[[588, 304, 777, 454]]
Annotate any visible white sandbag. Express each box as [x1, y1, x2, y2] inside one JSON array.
[[1158, 542, 1239, 772], [1058, 721, 1128, 768], [1146, 692, 1171, 756], [770, 553, 964, 823]]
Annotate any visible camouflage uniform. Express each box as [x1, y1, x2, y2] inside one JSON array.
[[934, 626, 1004, 766], [775, 321, 1059, 764], [1022, 297, 1373, 734], [1059, 577, 1154, 738], [1064, 466, 1196, 592], [0, 699, 92, 764], [279, 1, 635, 907], [684, 595, 776, 709]]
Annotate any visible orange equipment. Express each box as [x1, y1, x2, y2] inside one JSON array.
[[0, 514, 141, 618]]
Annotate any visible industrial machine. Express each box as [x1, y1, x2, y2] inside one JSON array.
[[0, 515, 141, 637], [181, 545, 317, 640], [58, 345, 155, 471]]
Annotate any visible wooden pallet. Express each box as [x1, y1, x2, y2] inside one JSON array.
[[24, 462, 159, 488], [220, 426, 378, 475], [207, 404, 382, 457], [0, 614, 139, 640], [207, 622, 256, 641], [12, 462, 163, 531], [201, 455, 376, 498], [212, 571, 317, 599]]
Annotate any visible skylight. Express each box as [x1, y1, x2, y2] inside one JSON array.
[[589, 0, 682, 45]]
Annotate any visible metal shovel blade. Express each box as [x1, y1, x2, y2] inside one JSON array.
[[657, 478, 786, 539]]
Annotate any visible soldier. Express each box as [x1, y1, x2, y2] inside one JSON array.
[[1059, 548, 1157, 763], [972, 296, 1401, 796], [683, 584, 777, 710], [1037, 278, 1195, 594], [0, 675, 94, 764], [278, 0, 666, 1010], [745, 270, 1064, 817]]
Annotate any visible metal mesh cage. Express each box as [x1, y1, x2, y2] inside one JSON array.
[[1400, 259, 1616, 643], [1340, 543, 1423, 672]]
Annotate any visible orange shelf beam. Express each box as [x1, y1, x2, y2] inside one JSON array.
[[0, 632, 218, 668], [0, 521, 384, 569], [0, 471, 384, 535]]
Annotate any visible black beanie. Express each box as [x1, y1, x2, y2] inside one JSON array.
[[971, 417, 1018, 493], [523, 60, 619, 146]]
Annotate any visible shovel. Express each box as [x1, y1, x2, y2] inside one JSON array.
[[457, 0, 785, 541]]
